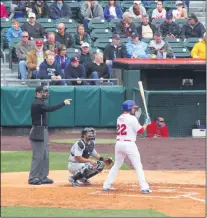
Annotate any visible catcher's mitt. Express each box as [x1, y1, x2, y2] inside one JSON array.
[[103, 157, 114, 169]]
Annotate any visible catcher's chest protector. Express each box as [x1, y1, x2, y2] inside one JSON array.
[[81, 141, 95, 158]]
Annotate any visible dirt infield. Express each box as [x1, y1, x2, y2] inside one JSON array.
[[1, 135, 205, 170], [1, 170, 206, 217]]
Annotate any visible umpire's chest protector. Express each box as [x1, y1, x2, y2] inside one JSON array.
[[82, 142, 95, 159]]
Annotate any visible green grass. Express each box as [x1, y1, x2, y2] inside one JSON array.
[[50, 138, 116, 144], [1, 152, 130, 172], [1, 207, 168, 217]]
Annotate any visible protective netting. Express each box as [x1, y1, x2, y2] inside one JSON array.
[[133, 89, 206, 137]]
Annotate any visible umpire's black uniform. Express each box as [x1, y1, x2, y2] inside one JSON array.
[[29, 86, 66, 185]]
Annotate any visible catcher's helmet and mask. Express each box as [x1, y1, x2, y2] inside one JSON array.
[[36, 86, 49, 100], [81, 127, 96, 144]]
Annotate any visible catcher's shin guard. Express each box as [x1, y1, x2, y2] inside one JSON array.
[[84, 161, 105, 179], [72, 164, 93, 181]]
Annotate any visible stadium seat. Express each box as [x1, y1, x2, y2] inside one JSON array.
[[45, 27, 57, 33], [66, 48, 80, 58], [37, 18, 54, 24], [184, 38, 201, 50], [65, 27, 77, 35], [17, 17, 28, 25], [172, 47, 190, 58], [146, 8, 154, 20], [120, 37, 129, 43], [94, 38, 112, 50], [88, 19, 109, 30], [0, 18, 12, 29], [149, 2, 157, 9], [91, 29, 112, 41], [132, 18, 142, 27], [166, 38, 185, 48], [8, 39, 21, 69], [65, 1, 80, 20], [163, 1, 176, 10], [141, 38, 153, 43], [109, 18, 122, 32], [1, 27, 10, 49], [121, 1, 134, 11], [151, 18, 165, 28], [175, 19, 187, 28]]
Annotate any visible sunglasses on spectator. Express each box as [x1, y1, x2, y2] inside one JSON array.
[[22, 35, 29, 38], [61, 49, 67, 51], [158, 120, 165, 122]]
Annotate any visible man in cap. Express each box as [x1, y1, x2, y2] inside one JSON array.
[[182, 13, 206, 39], [160, 12, 184, 39], [29, 86, 71, 185], [104, 34, 127, 78], [147, 31, 173, 58], [21, 12, 46, 39], [126, 32, 151, 58], [26, 39, 48, 79], [128, 1, 147, 19], [115, 11, 137, 38], [64, 57, 86, 85]]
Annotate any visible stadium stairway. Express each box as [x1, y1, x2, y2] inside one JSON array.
[[189, 1, 206, 27]]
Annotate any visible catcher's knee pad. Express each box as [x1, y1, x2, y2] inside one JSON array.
[[73, 163, 94, 180]]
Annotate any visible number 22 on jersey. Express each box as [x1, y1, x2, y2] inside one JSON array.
[[117, 124, 127, 135]]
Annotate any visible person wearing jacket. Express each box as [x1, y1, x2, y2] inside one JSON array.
[[128, 0, 147, 19], [104, 0, 123, 21], [81, 1, 104, 31], [126, 32, 151, 58], [0, 2, 8, 18], [43, 32, 61, 54], [74, 24, 92, 48], [32, 0, 49, 19], [64, 57, 86, 86], [21, 12, 46, 39], [38, 53, 64, 86], [54, 44, 71, 78], [160, 12, 184, 39], [6, 19, 22, 44], [49, 0, 72, 20], [136, 14, 156, 39], [147, 32, 173, 58], [115, 12, 137, 38], [104, 34, 127, 78], [191, 32, 206, 59], [182, 13, 206, 39]]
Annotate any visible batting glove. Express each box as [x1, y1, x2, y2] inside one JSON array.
[[145, 117, 151, 125]]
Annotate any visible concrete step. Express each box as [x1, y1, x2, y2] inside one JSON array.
[[1, 73, 18, 78]]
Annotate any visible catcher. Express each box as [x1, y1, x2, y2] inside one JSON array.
[[68, 127, 113, 186]]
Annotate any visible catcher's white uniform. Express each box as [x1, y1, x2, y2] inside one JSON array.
[[103, 113, 150, 190]]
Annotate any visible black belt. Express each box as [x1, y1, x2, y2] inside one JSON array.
[[117, 139, 131, 142], [32, 125, 48, 129]]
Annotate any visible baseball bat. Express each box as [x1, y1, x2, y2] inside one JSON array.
[[138, 81, 149, 118]]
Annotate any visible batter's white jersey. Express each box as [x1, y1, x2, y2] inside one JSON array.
[[116, 113, 142, 142]]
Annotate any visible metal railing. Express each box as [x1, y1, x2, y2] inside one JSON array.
[[3, 78, 120, 87], [1, 48, 6, 86]]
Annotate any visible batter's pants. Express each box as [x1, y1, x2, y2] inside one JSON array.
[[28, 128, 49, 183]]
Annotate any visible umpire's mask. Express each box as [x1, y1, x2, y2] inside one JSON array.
[[41, 86, 49, 100]]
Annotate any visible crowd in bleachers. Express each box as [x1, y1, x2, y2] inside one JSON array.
[[0, 0, 206, 85]]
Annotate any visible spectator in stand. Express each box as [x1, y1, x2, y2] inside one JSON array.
[[160, 12, 184, 39], [55, 23, 74, 48], [80, 1, 104, 31], [126, 32, 151, 58], [21, 12, 46, 39], [74, 24, 92, 48], [54, 44, 71, 78], [136, 14, 156, 39], [38, 53, 64, 86], [26, 39, 47, 79], [115, 12, 137, 38], [182, 13, 206, 39], [64, 57, 86, 86], [104, 34, 127, 77], [104, 0, 123, 21], [6, 19, 22, 44], [32, 0, 49, 19], [147, 116, 169, 138], [0, 2, 8, 18], [152, 0, 166, 20], [49, 0, 72, 20], [9, 0, 33, 20], [43, 32, 60, 54], [147, 32, 173, 58], [15, 31, 35, 83], [87, 52, 110, 85], [191, 32, 206, 59], [128, 1, 147, 19], [77, 42, 93, 77], [172, 1, 187, 20]]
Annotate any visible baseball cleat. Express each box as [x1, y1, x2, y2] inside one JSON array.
[[79, 178, 92, 185], [102, 187, 116, 191], [141, 189, 152, 194], [68, 177, 80, 187]]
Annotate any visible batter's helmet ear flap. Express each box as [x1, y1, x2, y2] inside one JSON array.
[[122, 100, 137, 112]]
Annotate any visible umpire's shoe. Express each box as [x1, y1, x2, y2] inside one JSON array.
[[28, 178, 42, 185], [69, 177, 80, 187], [41, 177, 54, 184]]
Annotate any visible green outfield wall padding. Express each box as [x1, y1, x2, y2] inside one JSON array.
[[74, 86, 101, 126], [1, 87, 35, 126], [48, 87, 75, 127], [100, 87, 125, 126], [1, 86, 126, 127]]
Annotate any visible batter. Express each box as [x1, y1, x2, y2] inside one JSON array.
[[103, 100, 152, 193]]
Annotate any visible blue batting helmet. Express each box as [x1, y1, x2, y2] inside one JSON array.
[[122, 100, 138, 112]]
